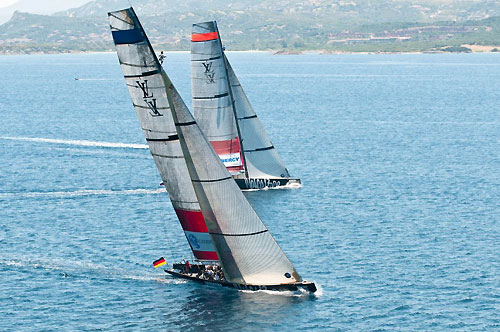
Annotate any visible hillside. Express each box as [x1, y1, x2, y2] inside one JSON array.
[[1, 0, 500, 54]]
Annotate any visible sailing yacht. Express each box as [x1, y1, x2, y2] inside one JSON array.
[[191, 21, 302, 190], [108, 8, 315, 292]]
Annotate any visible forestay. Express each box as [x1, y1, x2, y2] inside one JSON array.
[[167, 75, 303, 286], [108, 7, 218, 261]]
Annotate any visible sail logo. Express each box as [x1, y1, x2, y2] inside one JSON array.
[[188, 234, 201, 249], [202, 61, 216, 84], [136, 79, 162, 117], [219, 153, 242, 167], [185, 231, 215, 251], [136, 80, 153, 98]]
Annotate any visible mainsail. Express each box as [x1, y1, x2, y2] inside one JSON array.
[[167, 66, 302, 286], [191, 21, 298, 189], [108, 8, 218, 261]]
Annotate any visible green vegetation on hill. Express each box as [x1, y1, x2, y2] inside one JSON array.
[[1, 0, 500, 54]]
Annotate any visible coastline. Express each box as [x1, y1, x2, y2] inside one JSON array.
[[1, 47, 500, 56]]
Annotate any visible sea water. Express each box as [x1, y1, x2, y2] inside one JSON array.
[[0, 52, 499, 331]]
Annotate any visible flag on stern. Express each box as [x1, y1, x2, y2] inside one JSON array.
[[153, 257, 166, 268]]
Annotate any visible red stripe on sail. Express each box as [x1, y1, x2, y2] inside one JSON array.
[[191, 32, 219, 42], [174, 208, 208, 233], [210, 138, 241, 155], [193, 250, 219, 261]]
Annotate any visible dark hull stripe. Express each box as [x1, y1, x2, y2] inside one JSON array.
[[124, 69, 160, 78], [193, 93, 229, 100], [192, 176, 232, 183], [175, 121, 196, 127], [234, 178, 301, 190], [210, 229, 268, 237], [243, 146, 274, 152], [165, 270, 317, 293], [146, 135, 179, 142]]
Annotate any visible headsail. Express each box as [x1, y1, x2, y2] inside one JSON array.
[[191, 21, 297, 188], [166, 69, 302, 286], [224, 57, 291, 179], [108, 8, 218, 261]]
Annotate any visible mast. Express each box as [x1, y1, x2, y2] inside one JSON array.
[[214, 24, 249, 179]]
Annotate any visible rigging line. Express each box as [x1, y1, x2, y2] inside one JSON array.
[[108, 13, 133, 26]]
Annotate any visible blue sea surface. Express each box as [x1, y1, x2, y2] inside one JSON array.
[[0, 52, 499, 331]]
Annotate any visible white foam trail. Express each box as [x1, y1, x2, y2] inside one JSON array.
[[0, 188, 164, 199], [0, 258, 174, 284], [0, 136, 148, 149]]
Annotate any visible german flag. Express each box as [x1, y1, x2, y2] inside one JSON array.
[[153, 257, 166, 268]]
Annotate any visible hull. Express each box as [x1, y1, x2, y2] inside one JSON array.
[[234, 178, 301, 190], [165, 269, 316, 293]]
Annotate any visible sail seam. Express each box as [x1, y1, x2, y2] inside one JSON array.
[[151, 153, 183, 159], [192, 176, 232, 183], [191, 56, 222, 62], [210, 230, 268, 237], [169, 200, 200, 205], [119, 61, 156, 68], [141, 129, 175, 134]]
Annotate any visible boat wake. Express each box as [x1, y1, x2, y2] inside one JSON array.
[[238, 284, 321, 298], [0, 257, 179, 284], [0, 188, 164, 199], [0, 136, 148, 149]]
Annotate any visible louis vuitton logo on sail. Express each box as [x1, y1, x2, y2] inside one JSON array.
[[202, 61, 216, 84], [136, 79, 162, 117]]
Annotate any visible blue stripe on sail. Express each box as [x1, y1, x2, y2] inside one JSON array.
[[112, 29, 144, 45]]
